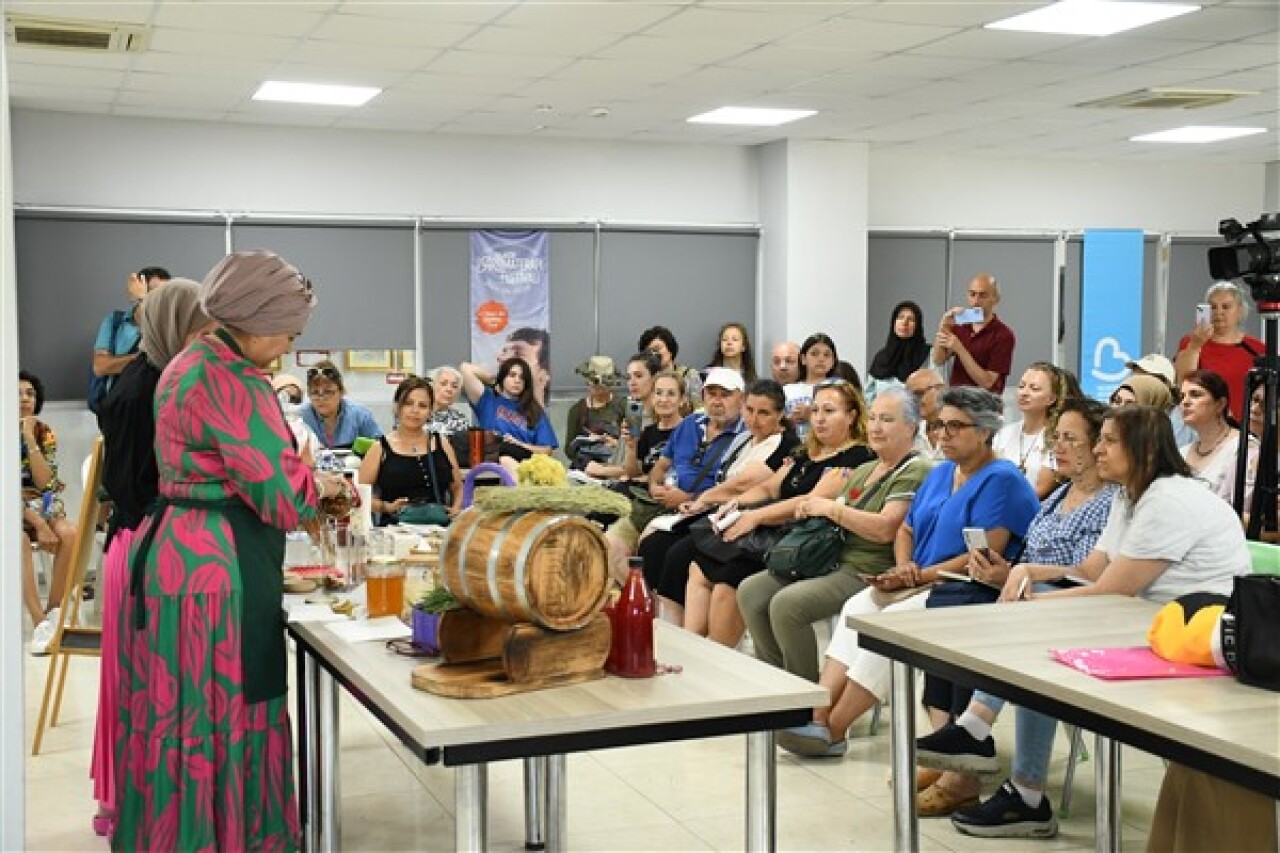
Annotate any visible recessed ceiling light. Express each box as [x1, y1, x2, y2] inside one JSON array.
[[252, 80, 380, 107], [687, 106, 816, 127], [1131, 125, 1266, 143], [986, 1, 1198, 36]]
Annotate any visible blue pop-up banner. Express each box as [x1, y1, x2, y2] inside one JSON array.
[[1080, 230, 1144, 401]]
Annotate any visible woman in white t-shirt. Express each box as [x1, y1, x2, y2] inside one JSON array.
[[992, 362, 1076, 499], [784, 333, 839, 438], [1178, 368, 1259, 511]]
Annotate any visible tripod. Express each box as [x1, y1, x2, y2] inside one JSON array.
[[1235, 309, 1279, 540]]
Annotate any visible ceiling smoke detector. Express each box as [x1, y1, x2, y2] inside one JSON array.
[[1076, 87, 1257, 109], [5, 14, 150, 53]]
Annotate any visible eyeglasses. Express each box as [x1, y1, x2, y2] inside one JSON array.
[[307, 366, 341, 382], [934, 419, 977, 436], [815, 378, 853, 389], [308, 388, 338, 400]]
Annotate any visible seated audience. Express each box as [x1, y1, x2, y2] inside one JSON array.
[[684, 378, 873, 647], [705, 321, 758, 382], [1179, 369, 1258, 508], [1124, 352, 1194, 445], [426, 365, 472, 465], [638, 325, 702, 411], [784, 332, 840, 437], [905, 368, 946, 458], [18, 370, 76, 653], [461, 357, 558, 477], [300, 359, 383, 450], [585, 369, 684, 483], [914, 399, 1117, 819], [641, 379, 796, 619], [739, 387, 932, 681], [565, 356, 625, 468], [917, 405, 1249, 839], [777, 388, 1038, 759], [360, 376, 464, 524], [769, 341, 801, 385], [1109, 373, 1173, 411], [992, 363, 1079, 498]]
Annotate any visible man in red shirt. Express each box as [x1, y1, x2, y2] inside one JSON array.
[[931, 273, 1017, 394]]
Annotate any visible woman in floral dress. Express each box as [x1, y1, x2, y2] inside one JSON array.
[[113, 250, 345, 852]]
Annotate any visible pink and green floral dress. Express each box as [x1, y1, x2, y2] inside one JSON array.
[[114, 330, 318, 852]]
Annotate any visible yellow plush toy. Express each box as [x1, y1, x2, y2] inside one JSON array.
[[1147, 592, 1229, 670]]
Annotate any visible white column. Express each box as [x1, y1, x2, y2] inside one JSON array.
[[757, 140, 870, 372]]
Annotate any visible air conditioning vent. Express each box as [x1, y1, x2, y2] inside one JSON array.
[[5, 15, 150, 53], [1077, 88, 1256, 110]]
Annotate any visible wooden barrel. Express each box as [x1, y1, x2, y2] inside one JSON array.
[[439, 508, 610, 631]]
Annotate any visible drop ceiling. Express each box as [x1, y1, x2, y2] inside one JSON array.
[[4, 0, 1278, 163]]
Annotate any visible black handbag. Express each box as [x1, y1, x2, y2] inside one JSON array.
[[690, 514, 787, 564], [1221, 574, 1280, 692]]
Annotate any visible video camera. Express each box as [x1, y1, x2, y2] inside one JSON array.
[[1209, 213, 1280, 311]]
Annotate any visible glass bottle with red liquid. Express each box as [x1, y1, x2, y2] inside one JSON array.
[[605, 557, 655, 677]]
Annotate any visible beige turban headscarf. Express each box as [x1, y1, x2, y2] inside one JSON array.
[[138, 279, 210, 370], [1119, 374, 1174, 412], [199, 249, 315, 336]]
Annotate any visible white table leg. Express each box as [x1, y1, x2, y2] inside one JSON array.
[[317, 665, 341, 853], [890, 660, 919, 853], [523, 756, 546, 850], [455, 764, 488, 853], [301, 653, 321, 853], [1094, 734, 1122, 853], [545, 754, 568, 853], [745, 730, 776, 852]]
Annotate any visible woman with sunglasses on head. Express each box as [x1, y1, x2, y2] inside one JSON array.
[[784, 332, 840, 438], [683, 378, 873, 648], [992, 363, 1080, 499], [461, 356, 558, 477], [299, 359, 383, 450], [360, 376, 464, 525], [777, 388, 1038, 763], [1178, 368, 1259, 510]]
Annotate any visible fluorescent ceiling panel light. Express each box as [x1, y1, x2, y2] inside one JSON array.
[[253, 80, 380, 106], [687, 106, 816, 126], [1131, 125, 1266, 143], [986, 1, 1198, 36]]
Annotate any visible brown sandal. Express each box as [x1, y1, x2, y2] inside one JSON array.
[[884, 767, 943, 792], [917, 781, 979, 817]]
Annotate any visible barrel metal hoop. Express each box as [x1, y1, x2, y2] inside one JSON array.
[[486, 512, 527, 618], [450, 507, 486, 603], [512, 514, 573, 625]]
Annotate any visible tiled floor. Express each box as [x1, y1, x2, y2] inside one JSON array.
[[24, 618, 1160, 852]]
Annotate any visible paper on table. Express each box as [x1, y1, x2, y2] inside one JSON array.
[[287, 604, 350, 624], [327, 615, 412, 644], [1051, 646, 1232, 680]]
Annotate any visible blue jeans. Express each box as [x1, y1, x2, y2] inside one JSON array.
[[972, 690, 1059, 788]]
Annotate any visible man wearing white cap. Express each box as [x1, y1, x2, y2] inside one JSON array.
[[648, 367, 745, 509]]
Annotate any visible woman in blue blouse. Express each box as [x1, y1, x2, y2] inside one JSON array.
[[299, 360, 383, 450], [461, 357, 558, 476]]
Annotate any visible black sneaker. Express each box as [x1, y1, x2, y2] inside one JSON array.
[[952, 780, 1058, 839], [916, 722, 998, 774]]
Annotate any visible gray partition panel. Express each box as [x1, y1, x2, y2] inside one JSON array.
[[866, 234, 949, 369], [232, 223, 415, 350], [597, 231, 758, 380], [546, 231, 597, 392], [16, 215, 226, 400], [950, 237, 1057, 389], [418, 229, 471, 375]]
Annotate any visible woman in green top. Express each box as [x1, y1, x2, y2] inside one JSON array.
[[738, 387, 932, 682]]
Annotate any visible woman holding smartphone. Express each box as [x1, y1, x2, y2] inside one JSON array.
[[1174, 281, 1261, 421]]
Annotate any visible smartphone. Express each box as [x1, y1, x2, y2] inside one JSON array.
[[625, 398, 644, 436], [954, 306, 984, 325], [962, 526, 990, 559], [1195, 303, 1211, 327]]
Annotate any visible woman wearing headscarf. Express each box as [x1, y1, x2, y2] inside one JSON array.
[[113, 251, 345, 851], [868, 301, 931, 385], [1109, 373, 1174, 411], [90, 280, 213, 837]]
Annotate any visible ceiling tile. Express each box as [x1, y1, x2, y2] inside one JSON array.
[[642, 7, 837, 42], [1146, 42, 1280, 71], [846, 1, 1043, 29], [7, 1, 154, 25], [911, 30, 1092, 61], [147, 28, 301, 59], [497, 2, 684, 35], [591, 33, 754, 66], [457, 23, 625, 58], [425, 49, 573, 79], [306, 13, 477, 49], [778, 18, 961, 53], [288, 40, 438, 73], [152, 3, 327, 37], [336, 0, 516, 26]]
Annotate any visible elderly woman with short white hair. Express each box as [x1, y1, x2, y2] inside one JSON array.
[[1175, 280, 1262, 421]]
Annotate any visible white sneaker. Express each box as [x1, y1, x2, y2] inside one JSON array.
[[29, 608, 59, 656]]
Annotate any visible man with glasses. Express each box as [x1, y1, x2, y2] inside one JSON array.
[[906, 368, 946, 458], [932, 273, 1016, 394], [300, 360, 383, 450]]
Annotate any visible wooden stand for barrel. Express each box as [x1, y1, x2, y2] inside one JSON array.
[[411, 508, 613, 698]]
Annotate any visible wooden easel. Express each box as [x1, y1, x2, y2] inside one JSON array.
[[31, 436, 104, 755]]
